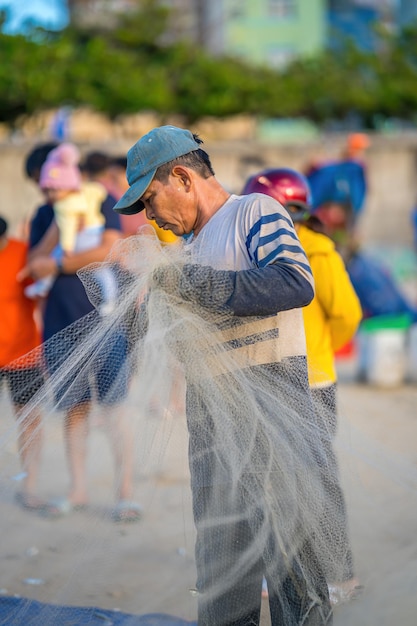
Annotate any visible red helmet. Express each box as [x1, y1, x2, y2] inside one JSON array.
[[242, 168, 312, 221]]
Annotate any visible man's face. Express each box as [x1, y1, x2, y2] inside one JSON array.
[[141, 175, 196, 237]]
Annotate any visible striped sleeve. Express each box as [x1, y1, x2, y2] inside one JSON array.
[[178, 262, 314, 317], [175, 194, 315, 317], [167, 195, 315, 317], [245, 195, 314, 289]]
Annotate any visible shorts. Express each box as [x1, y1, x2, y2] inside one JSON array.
[[43, 328, 130, 411], [0, 366, 45, 406]]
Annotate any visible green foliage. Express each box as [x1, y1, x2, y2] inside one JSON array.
[[112, 0, 171, 51], [1, 3, 417, 129]]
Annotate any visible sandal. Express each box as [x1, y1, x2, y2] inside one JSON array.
[[112, 500, 142, 523], [42, 498, 87, 519], [15, 492, 47, 512]]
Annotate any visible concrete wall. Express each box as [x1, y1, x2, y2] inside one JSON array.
[[1, 133, 417, 248], [207, 134, 417, 248]]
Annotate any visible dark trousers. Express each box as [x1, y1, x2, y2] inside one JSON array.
[[311, 384, 354, 582], [192, 482, 332, 626], [186, 362, 333, 626]]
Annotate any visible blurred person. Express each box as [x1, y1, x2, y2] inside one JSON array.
[[305, 133, 370, 259], [105, 154, 178, 243], [312, 199, 356, 262], [0, 216, 45, 511], [50, 106, 72, 141], [113, 125, 332, 625], [19, 147, 141, 523], [0, 140, 63, 504], [242, 168, 363, 606], [25, 141, 59, 185], [79, 151, 114, 189], [106, 155, 184, 416], [14, 142, 59, 243], [26, 144, 117, 315], [106, 155, 148, 237], [305, 133, 370, 177], [342, 132, 370, 164], [40, 144, 107, 255]]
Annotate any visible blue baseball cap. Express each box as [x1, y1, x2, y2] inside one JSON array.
[[113, 125, 201, 215]]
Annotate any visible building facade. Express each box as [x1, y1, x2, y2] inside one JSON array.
[[198, 0, 327, 69], [398, 0, 417, 27], [66, 0, 414, 67]]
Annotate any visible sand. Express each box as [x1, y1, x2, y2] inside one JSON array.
[[0, 360, 416, 625]]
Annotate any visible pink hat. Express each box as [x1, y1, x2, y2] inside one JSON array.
[[39, 143, 82, 191]]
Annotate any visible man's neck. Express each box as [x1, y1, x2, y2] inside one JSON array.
[[193, 182, 231, 236]]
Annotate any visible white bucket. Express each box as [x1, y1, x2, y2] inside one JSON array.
[[358, 326, 408, 388], [406, 323, 417, 384]]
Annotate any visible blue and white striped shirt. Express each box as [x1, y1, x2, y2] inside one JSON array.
[[183, 193, 314, 367]]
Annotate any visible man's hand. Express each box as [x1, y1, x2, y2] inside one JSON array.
[[149, 263, 235, 312], [150, 264, 184, 295]]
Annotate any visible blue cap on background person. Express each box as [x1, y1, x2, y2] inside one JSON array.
[[113, 126, 200, 215]]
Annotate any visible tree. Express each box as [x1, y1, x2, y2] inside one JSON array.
[[1, 6, 417, 129]]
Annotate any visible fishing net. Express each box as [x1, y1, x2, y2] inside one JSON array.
[[0, 226, 416, 625]]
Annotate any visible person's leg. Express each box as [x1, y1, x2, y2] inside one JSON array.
[[193, 485, 263, 626], [64, 401, 90, 506], [249, 362, 332, 623], [96, 330, 140, 520], [310, 385, 357, 583], [105, 407, 135, 502], [268, 538, 333, 626], [7, 367, 46, 509], [14, 405, 43, 498], [186, 385, 263, 625]]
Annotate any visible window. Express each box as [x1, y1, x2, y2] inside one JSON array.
[[267, 0, 297, 18], [268, 45, 296, 68], [229, 0, 247, 19]]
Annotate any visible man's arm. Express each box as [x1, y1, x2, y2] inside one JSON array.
[[153, 261, 314, 317], [153, 198, 315, 316]]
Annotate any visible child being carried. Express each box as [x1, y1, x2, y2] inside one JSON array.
[[26, 143, 117, 315]]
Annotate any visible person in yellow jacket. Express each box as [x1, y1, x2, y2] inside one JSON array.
[[242, 167, 363, 607], [297, 219, 362, 387]]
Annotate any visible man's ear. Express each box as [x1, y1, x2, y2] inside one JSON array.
[[171, 165, 192, 191]]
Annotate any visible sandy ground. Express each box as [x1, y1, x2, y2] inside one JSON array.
[[0, 356, 417, 625]]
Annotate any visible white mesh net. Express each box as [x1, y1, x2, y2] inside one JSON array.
[[1, 226, 417, 625]]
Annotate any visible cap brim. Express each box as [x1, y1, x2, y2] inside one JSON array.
[[114, 197, 145, 215], [113, 169, 155, 215]]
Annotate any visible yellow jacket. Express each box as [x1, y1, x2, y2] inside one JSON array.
[[297, 224, 362, 386]]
